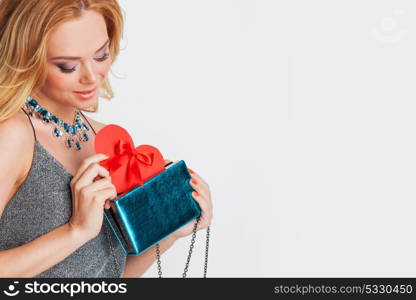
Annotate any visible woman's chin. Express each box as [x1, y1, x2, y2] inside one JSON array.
[[73, 94, 98, 106]]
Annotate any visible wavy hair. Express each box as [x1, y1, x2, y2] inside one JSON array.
[[0, 0, 125, 123]]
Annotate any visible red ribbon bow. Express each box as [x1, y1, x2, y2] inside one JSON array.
[[95, 124, 165, 196], [101, 139, 154, 189]]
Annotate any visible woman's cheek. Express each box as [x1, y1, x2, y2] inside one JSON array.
[[101, 59, 112, 75], [44, 69, 75, 93]]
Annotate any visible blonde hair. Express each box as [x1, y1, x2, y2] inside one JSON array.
[[0, 0, 125, 123]]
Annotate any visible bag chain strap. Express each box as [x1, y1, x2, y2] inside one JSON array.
[[155, 216, 210, 278]]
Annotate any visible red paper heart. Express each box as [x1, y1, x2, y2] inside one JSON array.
[[95, 124, 165, 195]]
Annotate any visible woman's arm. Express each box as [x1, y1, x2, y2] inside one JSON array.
[[0, 224, 90, 277], [121, 235, 177, 277], [0, 117, 94, 277]]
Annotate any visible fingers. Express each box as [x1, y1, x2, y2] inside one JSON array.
[[189, 178, 210, 201], [87, 177, 114, 193], [80, 177, 116, 196], [71, 153, 109, 184], [72, 159, 111, 192], [188, 169, 212, 208], [192, 188, 213, 214], [93, 187, 118, 208], [191, 191, 213, 228], [76, 163, 111, 192], [104, 199, 112, 210], [188, 168, 211, 198], [81, 178, 117, 207]]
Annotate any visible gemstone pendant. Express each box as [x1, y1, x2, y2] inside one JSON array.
[[82, 123, 89, 131], [25, 96, 91, 152], [75, 137, 81, 150], [53, 126, 63, 137], [66, 137, 73, 148]]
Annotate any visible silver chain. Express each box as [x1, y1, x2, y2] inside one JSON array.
[[155, 216, 210, 278]]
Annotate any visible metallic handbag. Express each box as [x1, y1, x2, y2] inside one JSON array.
[[96, 125, 210, 277]]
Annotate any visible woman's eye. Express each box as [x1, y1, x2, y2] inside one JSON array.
[[95, 52, 110, 62], [58, 65, 76, 73], [57, 52, 110, 73]]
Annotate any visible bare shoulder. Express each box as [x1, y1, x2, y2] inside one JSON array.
[[0, 109, 35, 168], [0, 109, 36, 217]]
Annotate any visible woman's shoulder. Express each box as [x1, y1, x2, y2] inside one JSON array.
[[0, 109, 37, 218], [0, 108, 34, 135], [2, 108, 37, 170], [0, 109, 36, 162]]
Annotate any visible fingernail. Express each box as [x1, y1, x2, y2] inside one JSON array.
[[188, 169, 194, 174], [193, 191, 199, 197], [191, 178, 198, 185]]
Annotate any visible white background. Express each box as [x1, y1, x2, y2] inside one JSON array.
[[86, 0, 416, 277]]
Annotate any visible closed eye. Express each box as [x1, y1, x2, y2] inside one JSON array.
[[95, 52, 110, 62], [57, 52, 110, 73]]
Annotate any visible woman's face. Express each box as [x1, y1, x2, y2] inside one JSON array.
[[35, 10, 112, 111]]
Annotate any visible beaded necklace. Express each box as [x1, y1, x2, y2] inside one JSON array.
[[24, 96, 91, 151]]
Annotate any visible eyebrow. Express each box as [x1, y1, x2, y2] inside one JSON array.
[[50, 39, 109, 60]]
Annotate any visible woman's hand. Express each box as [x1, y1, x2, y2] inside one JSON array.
[[164, 159, 213, 240], [68, 154, 117, 241]]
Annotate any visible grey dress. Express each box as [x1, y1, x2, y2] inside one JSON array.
[[0, 108, 126, 277]]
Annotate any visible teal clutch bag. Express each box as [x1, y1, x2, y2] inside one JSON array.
[[95, 124, 209, 277], [103, 159, 201, 256]]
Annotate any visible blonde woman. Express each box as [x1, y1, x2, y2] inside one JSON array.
[[0, 0, 213, 277]]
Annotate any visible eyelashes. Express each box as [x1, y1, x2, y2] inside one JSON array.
[[96, 52, 110, 62], [58, 64, 77, 74], [57, 52, 110, 74]]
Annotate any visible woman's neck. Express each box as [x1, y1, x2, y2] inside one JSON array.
[[31, 94, 77, 125]]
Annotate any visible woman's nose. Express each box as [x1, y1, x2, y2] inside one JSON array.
[[79, 60, 98, 84]]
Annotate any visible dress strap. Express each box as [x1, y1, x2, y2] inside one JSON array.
[[21, 107, 37, 141], [79, 110, 97, 135]]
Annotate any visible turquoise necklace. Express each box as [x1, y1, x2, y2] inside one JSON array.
[[24, 96, 90, 151]]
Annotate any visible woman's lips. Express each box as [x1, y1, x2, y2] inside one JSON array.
[[74, 87, 97, 99]]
